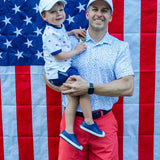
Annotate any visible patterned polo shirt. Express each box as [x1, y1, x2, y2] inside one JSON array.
[[62, 30, 134, 112], [42, 23, 71, 80]]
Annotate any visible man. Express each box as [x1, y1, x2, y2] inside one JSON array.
[[58, 0, 134, 159]]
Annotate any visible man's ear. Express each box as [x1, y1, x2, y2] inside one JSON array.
[[86, 10, 89, 20], [109, 15, 112, 22]]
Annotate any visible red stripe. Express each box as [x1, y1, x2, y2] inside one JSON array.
[[139, 1, 157, 160], [15, 66, 34, 160], [0, 80, 4, 160], [109, 0, 124, 159], [113, 97, 124, 160], [110, 0, 124, 40], [46, 86, 62, 160]]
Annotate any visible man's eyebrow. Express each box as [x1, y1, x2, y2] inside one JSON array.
[[91, 5, 97, 8], [91, 5, 110, 10]]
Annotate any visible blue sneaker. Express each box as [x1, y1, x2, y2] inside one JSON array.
[[80, 121, 105, 137], [59, 130, 83, 150]]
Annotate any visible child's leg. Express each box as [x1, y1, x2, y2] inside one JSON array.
[[79, 94, 94, 125], [79, 94, 105, 137], [60, 95, 83, 150], [65, 95, 78, 133]]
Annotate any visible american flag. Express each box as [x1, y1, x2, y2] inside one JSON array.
[[0, 0, 160, 160]]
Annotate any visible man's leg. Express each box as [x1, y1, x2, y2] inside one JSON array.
[[58, 111, 118, 160], [89, 111, 119, 160]]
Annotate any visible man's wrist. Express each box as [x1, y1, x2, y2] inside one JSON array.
[[88, 83, 94, 94]]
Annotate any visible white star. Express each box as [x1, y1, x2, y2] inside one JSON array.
[[36, 51, 43, 59], [77, 3, 85, 12], [25, 39, 33, 48], [14, 28, 22, 37], [66, 15, 74, 24], [2, 16, 11, 26], [24, 16, 32, 25], [12, 4, 21, 14], [79, 26, 85, 29], [0, 52, 2, 59], [4, 39, 12, 48], [33, 4, 39, 13], [34, 27, 42, 36], [15, 50, 23, 59]]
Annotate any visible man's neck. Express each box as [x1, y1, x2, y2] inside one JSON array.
[[88, 27, 107, 43]]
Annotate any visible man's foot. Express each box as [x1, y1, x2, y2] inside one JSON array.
[[80, 121, 105, 137], [59, 130, 83, 150]]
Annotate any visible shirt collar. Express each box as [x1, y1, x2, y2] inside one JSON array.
[[85, 30, 112, 45], [46, 22, 63, 29]]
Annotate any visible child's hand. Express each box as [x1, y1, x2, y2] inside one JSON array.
[[74, 41, 86, 54], [68, 29, 86, 39]]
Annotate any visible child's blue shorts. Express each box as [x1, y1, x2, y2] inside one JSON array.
[[49, 66, 80, 86]]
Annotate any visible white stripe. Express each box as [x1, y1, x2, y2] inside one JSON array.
[[0, 66, 19, 160], [31, 66, 49, 160], [123, 1, 141, 160], [154, 1, 160, 159]]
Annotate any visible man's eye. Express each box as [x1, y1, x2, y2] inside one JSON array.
[[102, 9, 108, 12], [92, 8, 97, 11]]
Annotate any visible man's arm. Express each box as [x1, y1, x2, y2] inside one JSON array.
[[43, 73, 73, 92], [62, 75, 134, 97], [43, 73, 61, 92]]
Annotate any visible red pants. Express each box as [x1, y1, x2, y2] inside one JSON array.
[[58, 110, 119, 160]]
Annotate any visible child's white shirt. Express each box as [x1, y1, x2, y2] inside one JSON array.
[[42, 24, 72, 79]]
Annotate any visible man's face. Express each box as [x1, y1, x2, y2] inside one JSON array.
[[86, 0, 112, 32]]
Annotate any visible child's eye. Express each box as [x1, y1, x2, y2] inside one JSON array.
[[59, 8, 64, 12], [50, 10, 56, 14]]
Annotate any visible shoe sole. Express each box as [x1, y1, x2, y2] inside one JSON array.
[[59, 133, 83, 151], [80, 125, 105, 137]]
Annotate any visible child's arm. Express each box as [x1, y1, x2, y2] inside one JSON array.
[[67, 29, 86, 39], [54, 41, 86, 60]]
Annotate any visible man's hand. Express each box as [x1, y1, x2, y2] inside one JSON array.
[[62, 75, 89, 96], [68, 29, 86, 39]]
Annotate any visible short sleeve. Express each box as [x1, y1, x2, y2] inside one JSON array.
[[114, 42, 134, 79]]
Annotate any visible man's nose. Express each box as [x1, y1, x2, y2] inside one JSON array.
[[96, 10, 102, 17]]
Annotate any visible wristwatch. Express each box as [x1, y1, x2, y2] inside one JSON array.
[[88, 83, 94, 94]]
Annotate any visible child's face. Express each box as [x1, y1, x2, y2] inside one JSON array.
[[42, 3, 66, 27]]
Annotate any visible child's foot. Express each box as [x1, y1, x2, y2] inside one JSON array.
[[59, 130, 83, 150], [80, 121, 105, 137]]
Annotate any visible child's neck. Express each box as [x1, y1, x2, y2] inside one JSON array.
[[47, 22, 62, 29]]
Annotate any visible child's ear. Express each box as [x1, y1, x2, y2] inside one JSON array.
[[41, 12, 46, 20]]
